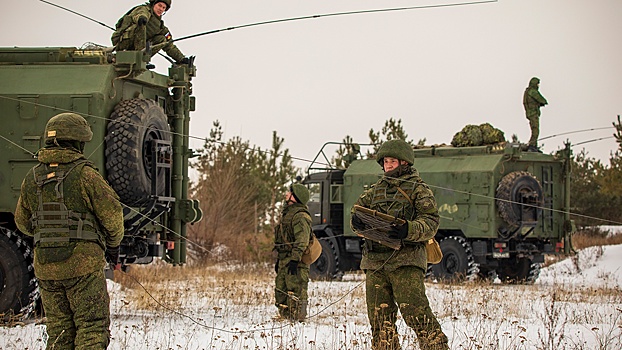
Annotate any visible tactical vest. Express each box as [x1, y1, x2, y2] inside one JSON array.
[[369, 175, 419, 221], [30, 160, 104, 252], [366, 174, 420, 252], [274, 205, 312, 254]]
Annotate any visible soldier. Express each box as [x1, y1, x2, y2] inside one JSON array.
[[111, 0, 189, 64], [273, 184, 312, 321], [523, 77, 548, 151], [351, 139, 449, 350], [14, 113, 124, 349]]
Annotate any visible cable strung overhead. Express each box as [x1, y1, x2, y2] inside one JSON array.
[[39, 0, 498, 44], [173, 0, 499, 43]]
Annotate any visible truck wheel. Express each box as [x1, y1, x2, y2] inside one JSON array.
[[497, 257, 541, 284], [428, 236, 479, 282], [105, 98, 171, 205], [0, 227, 38, 318], [496, 171, 543, 231], [310, 238, 340, 281]]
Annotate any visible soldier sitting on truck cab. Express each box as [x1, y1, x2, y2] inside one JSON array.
[[111, 0, 190, 64]]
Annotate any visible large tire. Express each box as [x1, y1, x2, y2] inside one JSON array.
[[428, 236, 479, 282], [496, 171, 543, 231], [497, 257, 541, 284], [105, 99, 171, 205], [0, 227, 38, 318], [309, 238, 340, 281]]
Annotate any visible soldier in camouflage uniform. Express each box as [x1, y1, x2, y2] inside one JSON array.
[[523, 77, 548, 151], [274, 184, 312, 321], [351, 140, 449, 350], [111, 0, 189, 64], [14, 113, 124, 350]]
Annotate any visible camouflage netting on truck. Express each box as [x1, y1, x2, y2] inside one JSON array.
[[451, 123, 505, 147]]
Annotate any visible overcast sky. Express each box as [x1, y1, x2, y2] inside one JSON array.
[[4, 0, 622, 169]]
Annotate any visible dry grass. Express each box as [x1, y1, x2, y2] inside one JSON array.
[[572, 230, 622, 250], [113, 261, 274, 311], [99, 261, 622, 349], [2, 247, 621, 349]]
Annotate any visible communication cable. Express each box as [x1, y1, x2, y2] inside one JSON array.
[[538, 126, 614, 142], [1, 94, 620, 226], [172, 0, 499, 43]]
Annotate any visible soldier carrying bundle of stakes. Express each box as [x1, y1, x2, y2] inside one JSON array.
[[351, 139, 449, 350]]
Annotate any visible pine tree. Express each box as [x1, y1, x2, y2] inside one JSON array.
[[188, 121, 298, 263]]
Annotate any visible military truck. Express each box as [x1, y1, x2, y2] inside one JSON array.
[[0, 46, 201, 318], [305, 142, 574, 283]]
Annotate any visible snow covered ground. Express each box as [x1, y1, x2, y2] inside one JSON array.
[[2, 245, 621, 350]]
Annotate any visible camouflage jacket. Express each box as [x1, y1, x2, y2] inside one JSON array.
[[111, 4, 185, 62], [14, 147, 124, 280], [355, 169, 439, 271], [523, 85, 548, 114], [274, 203, 312, 263]]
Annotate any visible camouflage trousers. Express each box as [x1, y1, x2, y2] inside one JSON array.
[[365, 266, 448, 350], [274, 261, 309, 321], [38, 269, 111, 350], [526, 111, 541, 147], [114, 26, 174, 60], [115, 25, 147, 52]]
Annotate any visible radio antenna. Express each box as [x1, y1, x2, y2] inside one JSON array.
[[173, 0, 498, 43], [39, 0, 114, 30]]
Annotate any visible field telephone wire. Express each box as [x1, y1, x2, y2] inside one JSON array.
[[172, 0, 498, 43], [40, 0, 498, 46]]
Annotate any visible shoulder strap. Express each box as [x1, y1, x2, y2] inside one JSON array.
[[396, 186, 413, 206]]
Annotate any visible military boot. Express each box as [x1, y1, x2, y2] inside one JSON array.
[[292, 300, 308, 321]]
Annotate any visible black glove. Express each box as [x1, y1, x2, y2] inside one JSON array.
[[388, 222, 409, 239], [105, 246, 120, 265], [137, 16, 148, 26], [287, 260, 299, 275], [351, 213, 365, 231], [178, 57, 190, 65], [275, 259, 279, 273]]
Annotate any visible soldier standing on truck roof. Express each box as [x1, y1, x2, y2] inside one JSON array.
[[273, 184, 312, 321], [523, 77, 548, 152], [14, 113, 124, 350], [111, 0, 190, 64], [351, 139, 449, 350]]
